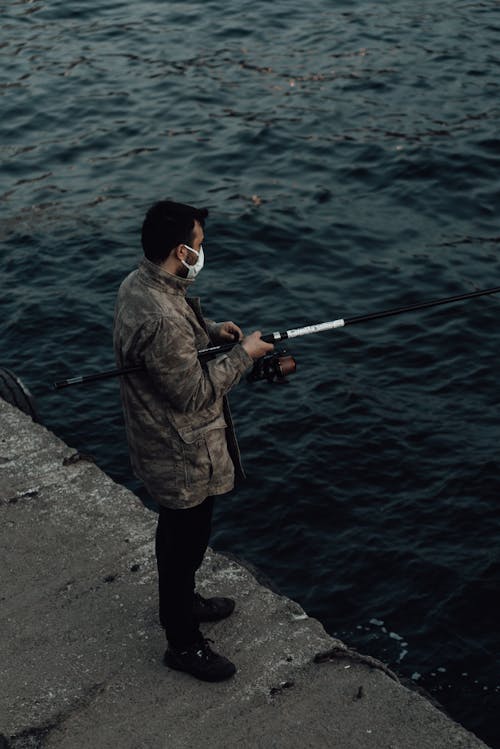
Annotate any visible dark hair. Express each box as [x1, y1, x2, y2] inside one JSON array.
[[141, 200, 208, 263]]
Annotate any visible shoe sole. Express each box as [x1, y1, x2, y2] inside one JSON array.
[[163, 654, 236, 682]]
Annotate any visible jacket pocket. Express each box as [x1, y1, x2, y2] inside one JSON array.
[[176, 414, 227, 445], [176, 414, 227, 488]]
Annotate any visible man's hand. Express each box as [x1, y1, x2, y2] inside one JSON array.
[[241, 331, 274, 360], [216, 321, 244, 342]]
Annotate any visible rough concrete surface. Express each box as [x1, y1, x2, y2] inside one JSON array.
[[0, 397, 491, 749]]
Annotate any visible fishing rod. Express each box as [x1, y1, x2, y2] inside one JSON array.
[[53, 284, 500, 390]]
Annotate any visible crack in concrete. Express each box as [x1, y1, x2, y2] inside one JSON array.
[[314, 645, 401, 683], [5, 682, 106, 749]]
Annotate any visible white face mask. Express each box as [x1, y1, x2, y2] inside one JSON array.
[[181, 244, 204, 279]]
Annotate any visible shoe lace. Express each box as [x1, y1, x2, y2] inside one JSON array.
[[195, 637, 214, 659]]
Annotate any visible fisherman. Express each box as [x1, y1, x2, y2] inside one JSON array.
[[113, 200, 273, 682]]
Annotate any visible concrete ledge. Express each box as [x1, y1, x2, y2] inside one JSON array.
[[0, 397, 490, 748]]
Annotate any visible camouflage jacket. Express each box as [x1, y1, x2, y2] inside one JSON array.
[[113, 258, 253, 509]]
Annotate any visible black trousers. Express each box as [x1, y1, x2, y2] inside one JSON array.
[[155, 496, 215, 649]]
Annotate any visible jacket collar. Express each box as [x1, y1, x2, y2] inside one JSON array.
[[138, 258, 194, 295]]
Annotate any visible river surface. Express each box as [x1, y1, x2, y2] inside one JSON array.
[[1, 1, 500, 745]]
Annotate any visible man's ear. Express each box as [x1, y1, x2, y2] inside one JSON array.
[[173, 243, 186, 261]]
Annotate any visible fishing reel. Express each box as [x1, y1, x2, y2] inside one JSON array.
[[247, 349, 297, 384]]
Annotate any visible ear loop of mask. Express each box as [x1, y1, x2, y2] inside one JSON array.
[[181, 244, 204, 279]]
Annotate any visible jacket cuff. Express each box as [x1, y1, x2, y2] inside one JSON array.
[[227, 342, 254, 371], [206, 320, 219, 341]]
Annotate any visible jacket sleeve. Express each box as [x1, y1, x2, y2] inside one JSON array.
[[205, 319, 223, 343], [140, 316, 252, 414]]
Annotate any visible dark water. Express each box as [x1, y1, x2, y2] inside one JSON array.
[[2, 0, 500, 744]]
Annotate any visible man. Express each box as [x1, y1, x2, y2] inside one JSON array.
[[113, 200, 273, 682]]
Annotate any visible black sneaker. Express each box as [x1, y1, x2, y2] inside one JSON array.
[[163, 638, 236, 682], [193, 592, 235, 622]]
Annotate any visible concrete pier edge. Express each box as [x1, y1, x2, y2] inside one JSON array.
[[0, 397, 491, 748]]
